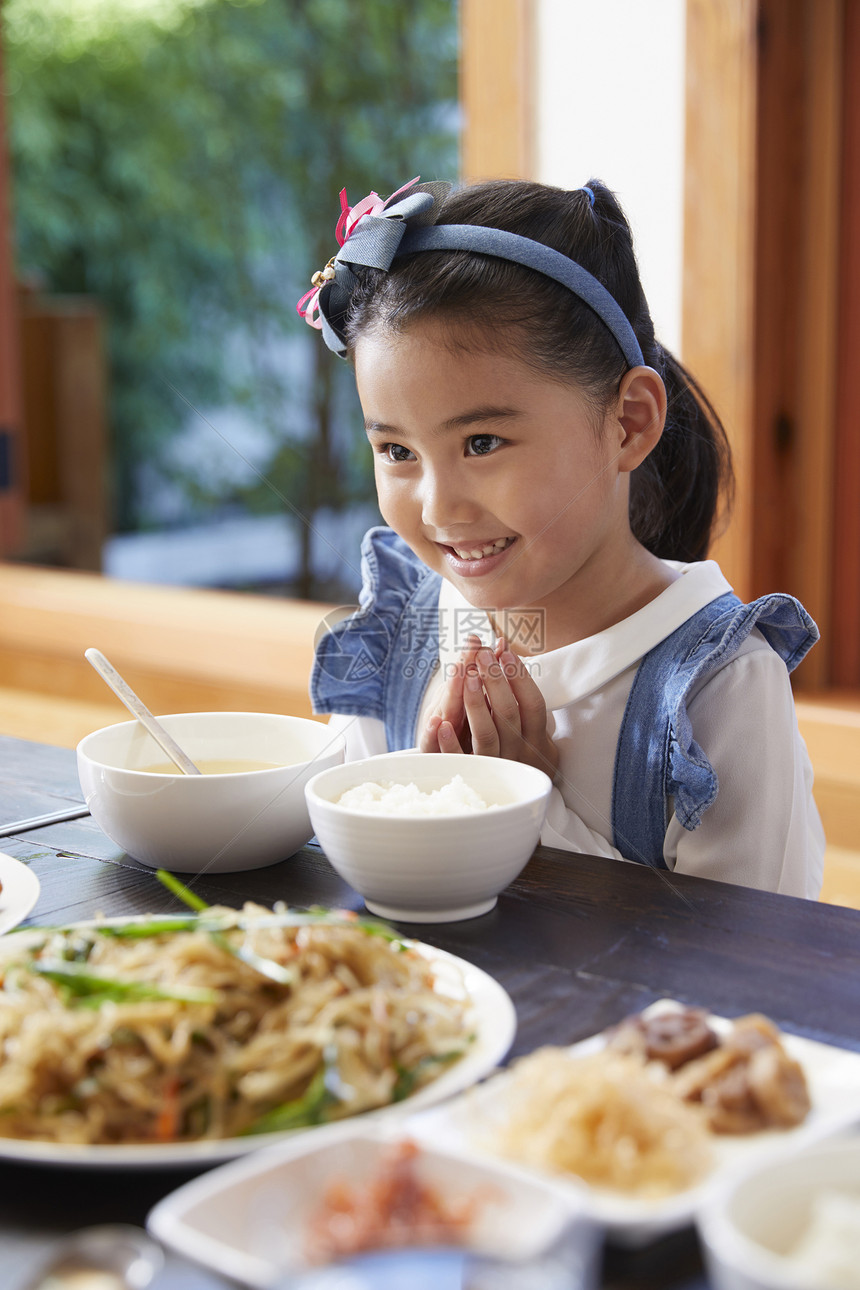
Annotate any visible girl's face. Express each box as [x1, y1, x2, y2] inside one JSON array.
[[354, 318, 654, 650]]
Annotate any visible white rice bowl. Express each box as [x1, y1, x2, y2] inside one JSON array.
[[305, 753, 554, 922]]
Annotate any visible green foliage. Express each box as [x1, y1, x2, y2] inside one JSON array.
[[3, 0, 457, 585]]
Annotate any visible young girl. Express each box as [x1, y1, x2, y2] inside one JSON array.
[[298, 177, 824, 899]]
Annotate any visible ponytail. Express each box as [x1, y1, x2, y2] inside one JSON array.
[[631, 348, 734, 563]]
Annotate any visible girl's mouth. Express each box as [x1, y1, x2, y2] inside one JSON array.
[[447, 536, 515, 561], [440, 536, 517, 575]]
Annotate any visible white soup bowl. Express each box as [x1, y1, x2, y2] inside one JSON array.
[[77, 712, 345, 873]]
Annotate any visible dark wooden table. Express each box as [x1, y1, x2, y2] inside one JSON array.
[[2, 733, 860, 1290]]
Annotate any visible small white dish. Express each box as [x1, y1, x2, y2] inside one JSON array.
[[147, 1124, 598, 1290], [0, 853, 41, 935], [406, 1001, 860, 1246], [304, 752, 553, 922], [77, 712, 345, 873], [699, 1135, 860, 1290]]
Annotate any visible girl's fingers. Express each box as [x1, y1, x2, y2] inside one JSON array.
[[436, 719, 466, 753], [419, 713, 443, 753], [425, 636, 544, 762], [463, 662, 501, 756], [474, 647, 522, 757], [439, 657, 466, 727], [499, 649, 559, 774], [437, 635, 482, 731], [499, 649, 547, 745]]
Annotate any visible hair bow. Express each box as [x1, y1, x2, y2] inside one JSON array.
[[297, 177, 452, 356], [296, 177, 644, 369]]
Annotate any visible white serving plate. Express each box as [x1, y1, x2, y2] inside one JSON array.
[[405, 1000, 860, 1246], [148, 1123, 599, 1290], [0, 929, 516, 1169], [0, 852, 41, 935]]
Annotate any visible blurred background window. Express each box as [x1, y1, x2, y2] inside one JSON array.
[[2, 0, 458, 601]]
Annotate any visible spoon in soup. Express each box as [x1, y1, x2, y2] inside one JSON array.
[[85, 648, 202, 776]]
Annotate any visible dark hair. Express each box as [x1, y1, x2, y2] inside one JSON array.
[[345, 178, 733, 563]]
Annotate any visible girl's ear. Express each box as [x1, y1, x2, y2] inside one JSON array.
[[613, 367, 667, 472]]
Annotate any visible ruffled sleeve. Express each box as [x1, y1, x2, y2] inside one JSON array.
[[612, 590, 819, 869], [665, 593, 818, 830], [310, 527, 440, 728]]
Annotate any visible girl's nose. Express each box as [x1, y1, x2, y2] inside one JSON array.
[[419, 466, 478, 530]]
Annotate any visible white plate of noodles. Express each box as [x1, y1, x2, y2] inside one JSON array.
[[405, 1000, 860, 1245], [0, 902, 516, 1169]]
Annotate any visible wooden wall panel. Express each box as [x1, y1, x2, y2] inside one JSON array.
[[831, 0, 860, 686], [750, 0, 806, 601], [791, 1, 840, 686], [751, 0, 841, 689], [684, 0, 843, 689]]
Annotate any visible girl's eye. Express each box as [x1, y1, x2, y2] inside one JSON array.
[[465, 434, 504, 457], [381, 443, 415, 463]]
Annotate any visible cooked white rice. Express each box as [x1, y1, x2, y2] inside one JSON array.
[[337, 774, 490, 816]]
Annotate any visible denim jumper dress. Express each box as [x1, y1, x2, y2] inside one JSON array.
[[311, 527, 818, 869]]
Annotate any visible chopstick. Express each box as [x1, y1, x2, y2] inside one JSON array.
[[0, 804, 91, 838]]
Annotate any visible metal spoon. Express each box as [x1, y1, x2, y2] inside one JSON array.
[[85, 648, 202, 777], [19, 1224, 163, 1290]]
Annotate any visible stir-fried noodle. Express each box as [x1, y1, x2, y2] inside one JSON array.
[[0, 904, 471, 1145]]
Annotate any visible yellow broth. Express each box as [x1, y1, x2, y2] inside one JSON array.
[[139, 759, 284, 775]]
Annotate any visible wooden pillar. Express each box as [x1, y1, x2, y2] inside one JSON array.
[[682, 0, 759, 602], [0, 39, 25, 555], [459, 0, 534, 181]]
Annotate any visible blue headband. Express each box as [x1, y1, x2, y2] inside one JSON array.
[[307, 182, 644, 369]]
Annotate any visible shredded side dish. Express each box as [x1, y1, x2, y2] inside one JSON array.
[[481, 1047, 714, 1197]]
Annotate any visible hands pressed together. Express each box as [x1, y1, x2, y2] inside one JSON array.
[[419, 635, 559, 777]]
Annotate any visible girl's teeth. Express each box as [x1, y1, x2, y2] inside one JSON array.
[[451, 538, 512, 560]]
